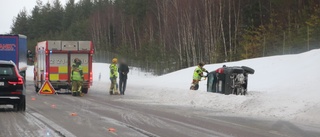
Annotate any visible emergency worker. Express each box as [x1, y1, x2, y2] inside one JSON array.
[[109, 58, 119, 95], [71, 58, 84, 96], [190, 62, 209, 90]]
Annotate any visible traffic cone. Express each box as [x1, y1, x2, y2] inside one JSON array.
[[108, 128, 116, 132], [70, 112, 78, 116]]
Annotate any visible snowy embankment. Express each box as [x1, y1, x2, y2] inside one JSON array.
[[27, 49, 320, 124]]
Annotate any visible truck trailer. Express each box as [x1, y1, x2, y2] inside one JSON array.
[[0, 34, 28, 79], [34, 41, 94, 93]]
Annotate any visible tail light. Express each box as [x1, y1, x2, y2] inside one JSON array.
[[45, 72, 49, 80], [8, 77, 24, 85], [216, 68, 224, 74], [10, 66, 24, 85], [90, 72, 93, 81]]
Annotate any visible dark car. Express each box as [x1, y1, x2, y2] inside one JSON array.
[[207, 66, 254, 95], [0, 60, 26, 111]]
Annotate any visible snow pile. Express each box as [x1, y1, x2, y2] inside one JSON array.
[[120, 49, 320, 123], [26, 49, 320, 124]]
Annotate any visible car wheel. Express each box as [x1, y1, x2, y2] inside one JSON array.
[[20, 96, 26, 111], [17, 96, 26, 112], [243, 89, 247, 95], [241, 66, 255, 74], [13, 104, 19, 112]]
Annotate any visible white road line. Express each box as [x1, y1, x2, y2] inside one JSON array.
[[29, 112, 77, 137]]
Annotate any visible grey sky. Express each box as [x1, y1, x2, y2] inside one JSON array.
[[0, 0, 79, 34]]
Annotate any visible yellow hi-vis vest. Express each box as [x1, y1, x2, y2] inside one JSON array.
[[193, 66, 204, 80], [109, 64, 118, 78]]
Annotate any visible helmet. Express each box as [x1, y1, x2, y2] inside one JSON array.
[[112, 58, 118, 64], [198, 62, 205, 67], [74, 58, 81, 65], [74, 58, 79, 63]]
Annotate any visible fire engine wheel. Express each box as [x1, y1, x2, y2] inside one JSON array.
[[35, 86, 39, 93], [82, 88, 88, 94]]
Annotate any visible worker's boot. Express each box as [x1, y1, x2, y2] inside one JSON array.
[[79, 92, 84, 97], [190, 85, 195, 90], [114, 89, 119, 95], [114, 84, 119, 95], [77, 86, 82, 96], [109, 90, 113, 95], [76, 91, 80, 96]]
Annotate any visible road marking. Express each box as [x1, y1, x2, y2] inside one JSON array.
[[27, 111, 77, 137], [86, 98, 231, 137], [196, 115, 292, 137], [80, 108, 158, 137], [24, 113, 60, 137]]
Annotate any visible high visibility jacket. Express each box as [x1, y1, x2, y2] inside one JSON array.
[[193, 66, 206, 80], [109, 64, 118, 78], [71, 63, 83, 81]]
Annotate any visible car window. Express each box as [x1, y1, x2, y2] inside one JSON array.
[[0, 65, 14, 76]]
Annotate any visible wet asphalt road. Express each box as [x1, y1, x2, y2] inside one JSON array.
[[0, 81, 320, 137]]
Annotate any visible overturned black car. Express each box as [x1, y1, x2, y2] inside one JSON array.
[[207, 66, 254, 95]]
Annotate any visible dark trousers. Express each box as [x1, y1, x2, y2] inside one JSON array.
[[119, 78, 127, 94]]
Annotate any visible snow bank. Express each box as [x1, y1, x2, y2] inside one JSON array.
[[120, 49, 320, 124], [26, 49, 320, 124]]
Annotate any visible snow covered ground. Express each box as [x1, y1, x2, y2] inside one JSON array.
[[26, 49, 320, 124]]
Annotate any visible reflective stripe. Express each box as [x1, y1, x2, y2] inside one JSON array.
[[49, 67, 59, 73], [82, 66, 88, 73], [59, 66, 68, 73], [49, 66, 68, 81], [59, 74, 68, 80], [49, 74, 68, 81], [50, 74, 59, 80], [84, 75, 88, 80]]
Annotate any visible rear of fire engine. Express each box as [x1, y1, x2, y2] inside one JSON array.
[[34, 41, 93, 93]]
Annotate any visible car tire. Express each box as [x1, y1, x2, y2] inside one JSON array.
[[241, 66, 255, 74], [17, 96, 26, 112], [20, 96, 26, 111], [82, 88, 88, 94], [13, 104, 19, 112], [230, 68, 244, 74]]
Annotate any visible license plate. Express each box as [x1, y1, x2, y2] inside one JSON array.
[[0, 82, 4, 86]]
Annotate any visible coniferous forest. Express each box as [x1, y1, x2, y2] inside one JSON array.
[[11, 0, 320, 75]]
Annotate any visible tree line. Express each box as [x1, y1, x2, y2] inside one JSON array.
[[11, 0, 320, 75]]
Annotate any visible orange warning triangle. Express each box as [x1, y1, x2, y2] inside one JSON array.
[[39, 80, 56, 95]]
